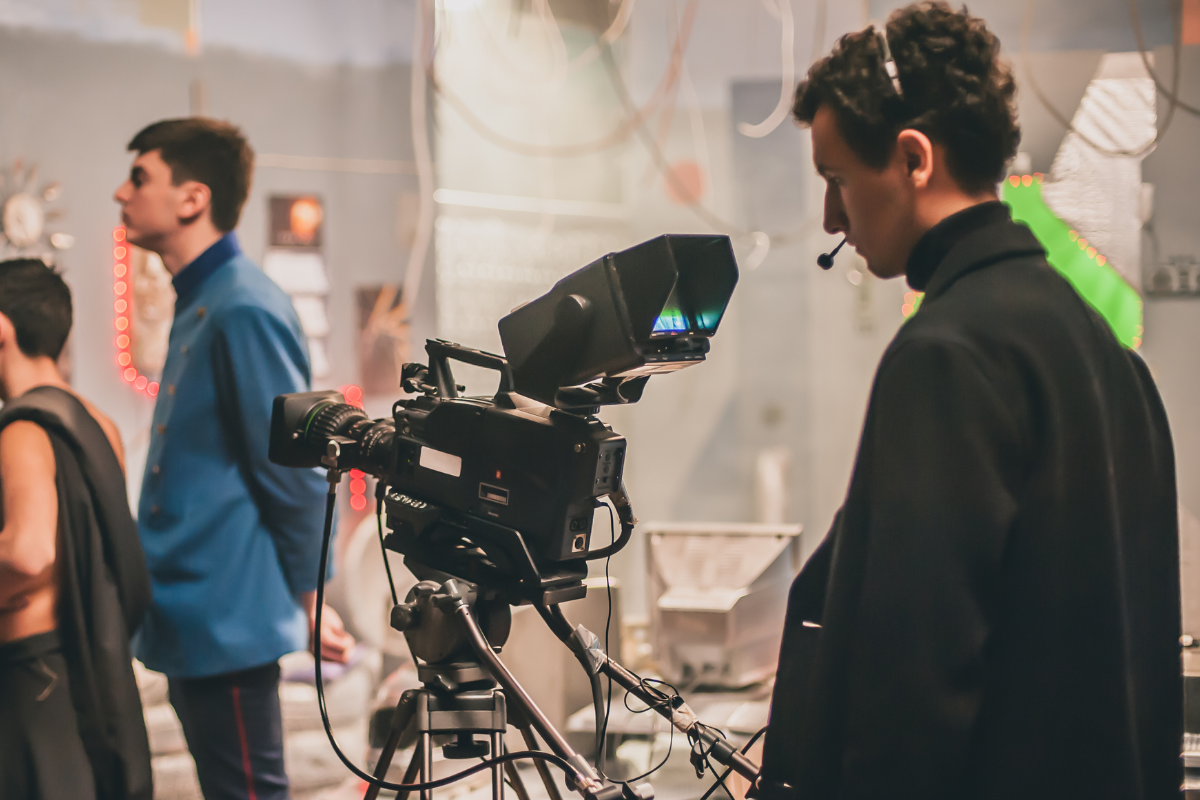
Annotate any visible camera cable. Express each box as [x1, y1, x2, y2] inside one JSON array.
[[589, 502, 681, 786], [311, 475, 586, 793], [573, 502, 762, 797], [374, 480, 398, 606]]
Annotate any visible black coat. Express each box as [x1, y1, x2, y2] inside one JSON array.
[[761, 204, 1182, 799], [0, 387, 153, 800]]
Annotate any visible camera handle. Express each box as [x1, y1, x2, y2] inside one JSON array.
[[417, 339, 516, 399]]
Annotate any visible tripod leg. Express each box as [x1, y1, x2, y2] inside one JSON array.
[[502, 744, 534, 800], [421, 731, 434, 800], [366, 694, 419, 800], [491, 731, 505, 800], [518, 725, 565, 800], [394, 739, 425, 800]]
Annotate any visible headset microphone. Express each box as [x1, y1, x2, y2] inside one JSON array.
[[817, 237, 847, 270]]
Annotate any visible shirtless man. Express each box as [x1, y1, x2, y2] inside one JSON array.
[[0, 258, 153, 800]]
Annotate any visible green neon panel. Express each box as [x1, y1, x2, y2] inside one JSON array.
[[1002, 179, 1143, 348]]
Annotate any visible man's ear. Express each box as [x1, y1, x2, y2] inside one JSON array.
[[0, 312, 15, 368], [896, 128, 935, 190], [0, 312, 13, 350], [176, 180, 213, 225]]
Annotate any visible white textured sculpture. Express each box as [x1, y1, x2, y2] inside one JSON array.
[[1040, 52, 1156, 292]]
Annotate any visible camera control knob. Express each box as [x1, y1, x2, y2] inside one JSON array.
[[390, 603, 417, 631]]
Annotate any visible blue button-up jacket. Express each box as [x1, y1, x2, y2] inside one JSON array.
[[133, 233, 329, 677]]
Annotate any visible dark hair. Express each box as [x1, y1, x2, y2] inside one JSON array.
[[793, 2, 1020, 194], [128, 117, 254, 232], [0, 259, 72, 360]]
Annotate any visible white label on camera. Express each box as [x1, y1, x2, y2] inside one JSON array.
[[419, 447, 462, 477]]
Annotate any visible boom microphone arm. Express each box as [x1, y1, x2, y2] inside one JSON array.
[[539, 603, 762, 783]]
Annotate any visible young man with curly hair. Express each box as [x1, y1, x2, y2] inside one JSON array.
[[757, 4, 1181, 798]]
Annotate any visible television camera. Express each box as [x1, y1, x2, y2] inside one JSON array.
[[268, 234, 760, 800]]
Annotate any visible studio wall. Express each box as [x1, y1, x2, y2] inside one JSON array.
[[0, 27, 432, 499]]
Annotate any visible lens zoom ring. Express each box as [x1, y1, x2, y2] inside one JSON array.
[[306, 404, 366, 447]]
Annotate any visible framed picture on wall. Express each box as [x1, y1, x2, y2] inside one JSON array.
[[269, 195, 324, 249]]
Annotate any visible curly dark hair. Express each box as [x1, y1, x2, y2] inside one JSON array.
[[793, 2, 1020, 194]]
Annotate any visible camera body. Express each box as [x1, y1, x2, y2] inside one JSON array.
[[269, 363, 626, 571], [270, 234, 737, 584], [389, 390, 625, 563]]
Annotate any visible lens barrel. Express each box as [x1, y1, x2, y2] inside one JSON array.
[[269, 391, 397, 475]]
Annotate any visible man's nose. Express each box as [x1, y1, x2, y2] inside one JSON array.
[[823, 207, 847, 236], [823, 191, 847, 235], [113, 182, 130, 204]]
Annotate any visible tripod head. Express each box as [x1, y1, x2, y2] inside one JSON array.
[[391, 578, 512, 670]]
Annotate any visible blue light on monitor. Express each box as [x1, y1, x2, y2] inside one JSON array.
[[653, 310, 688, 333]]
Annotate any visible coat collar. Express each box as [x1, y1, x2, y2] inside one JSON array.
[[906, 201, 1045, 302]]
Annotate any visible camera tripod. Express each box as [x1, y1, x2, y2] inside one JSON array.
[[364, 660, 569, 800], [363, 579, 605, 800], [360, 577, 760, 800]]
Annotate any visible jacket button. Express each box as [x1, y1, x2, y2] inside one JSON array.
[[167, 385, 175, 395], [151, 465, 161, 475], [180, 345, 188, 354], [156, 424, 166, 435], [150, 505, 161, 515], [197, 307, 206, 318]]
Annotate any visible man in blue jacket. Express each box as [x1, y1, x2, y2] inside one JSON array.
[[114, 117, 355, 800]]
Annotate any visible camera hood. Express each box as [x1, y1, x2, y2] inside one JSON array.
[[498, 234, 738, 408]]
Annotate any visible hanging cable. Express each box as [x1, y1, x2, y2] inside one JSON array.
[[599, 41, 736, 233], [430, 0, 818, 248], [1020, 0, 1182, 158], [738, 0, 797, 138], [428, 0, 695, 159], [568, 0, 639, 73], [375, 481, 398, 606], [600, 41, 812, 249], [638, 2, 690, 186], [680, 44, 714, 204], [394, 0, 436, 329], [1129, 0, 1200, 117]]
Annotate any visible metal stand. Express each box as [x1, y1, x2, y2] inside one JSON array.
[[361, 575, 751, 800], [365, 666, 524, 800]]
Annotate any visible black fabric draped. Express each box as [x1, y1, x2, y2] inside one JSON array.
[[0, 386, 153, 800]]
